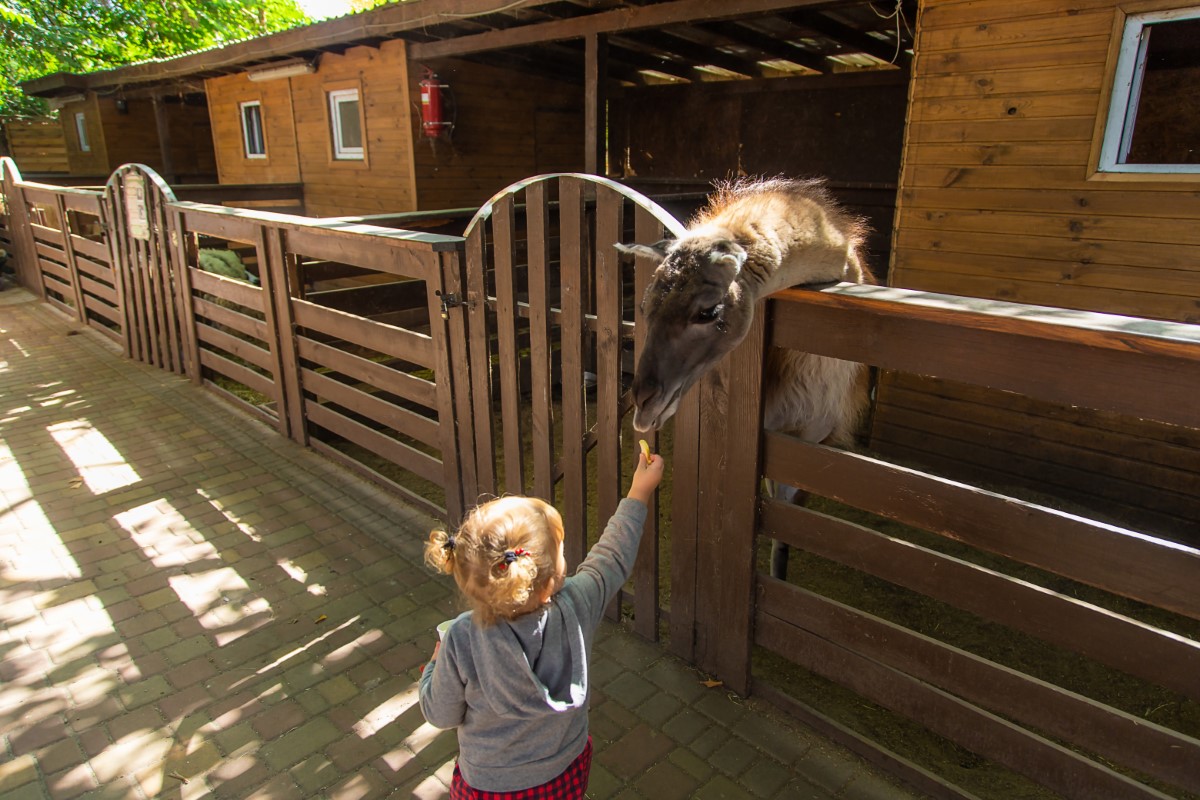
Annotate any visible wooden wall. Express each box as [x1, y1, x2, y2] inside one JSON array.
[[875, 0, 1200, 543], [98, 97, 217, 182], [609, 71, 908, 274], [99, 97, 162, 175], [207, 70, 302, 188], [2, 118, 68, 173], [409, 57, 584, 211], [61, 96, 108, 177], [892, 0, 1200, 323], [208, 40, 419, 216], [206, 44, 583, 216], [291, 41, 418, 217]]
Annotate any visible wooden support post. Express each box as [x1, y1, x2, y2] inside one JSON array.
[[5, 167, 45, 299], [169, 208, 202, 384], [585, 33, 608, 176], [717, 300, 768, 695], [440, 248, 474, 524], [152, 96, 177, 185], [55, 194, 88, 324], [256, 226, 296, 438]]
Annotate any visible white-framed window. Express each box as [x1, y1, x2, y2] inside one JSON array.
[[240, 101, 266, 159], [74, 112, 91, 152], [328, 88, 364, 160], [1097, 6, 1200, 173]]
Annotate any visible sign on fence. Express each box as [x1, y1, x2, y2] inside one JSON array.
[[124, 173, 149, 241]]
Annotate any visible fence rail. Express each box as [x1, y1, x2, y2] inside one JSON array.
[[714, 284, 1200, 798]]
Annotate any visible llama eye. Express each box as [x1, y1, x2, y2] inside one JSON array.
[[693, 304, 723, 324]]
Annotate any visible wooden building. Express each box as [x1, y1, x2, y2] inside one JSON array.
[[11, 86, 217, 183], [202, 40, 584, 216]]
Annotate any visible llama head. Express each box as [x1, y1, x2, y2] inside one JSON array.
[[616, 234, 755, 432]]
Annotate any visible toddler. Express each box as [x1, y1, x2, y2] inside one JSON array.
[[419, 448, 665, 798]]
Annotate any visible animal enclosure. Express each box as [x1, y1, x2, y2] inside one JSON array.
[[3, 159, 1199, 799]]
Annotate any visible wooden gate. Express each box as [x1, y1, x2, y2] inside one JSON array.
[[459, 173, 687, 637], [104, 164, 185, 372]]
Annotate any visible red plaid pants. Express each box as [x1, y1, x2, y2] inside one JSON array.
[[450, 737, 592, 800]]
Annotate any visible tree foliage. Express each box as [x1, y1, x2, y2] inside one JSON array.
[[0, 0, 312, 117]]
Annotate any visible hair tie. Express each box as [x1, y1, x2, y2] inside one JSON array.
[[498, 548, 526, 571], [444, 534, 456, 551]]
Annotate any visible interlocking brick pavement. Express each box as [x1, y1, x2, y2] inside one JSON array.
[[0, 289, 926, 799]]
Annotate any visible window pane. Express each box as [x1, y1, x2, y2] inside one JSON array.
[[242, 104, 265, 156], [1125, 18, 1200, 165], [337, 98, 362, 149], [75, 113, 90, 152]]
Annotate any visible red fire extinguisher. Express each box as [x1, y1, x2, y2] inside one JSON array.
[[419, 68, 452, 139]]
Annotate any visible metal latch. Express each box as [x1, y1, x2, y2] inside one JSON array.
[[436, 291, 463, 319]]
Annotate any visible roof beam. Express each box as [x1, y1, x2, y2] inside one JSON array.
[[781, 10, 911, 66], [408, 0, 839, 60], [693, 21, 828, 73], [575, 40, 694, 82], [617, 29, 763, 77]]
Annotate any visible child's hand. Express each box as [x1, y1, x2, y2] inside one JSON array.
[[627, 444, 665, 504]]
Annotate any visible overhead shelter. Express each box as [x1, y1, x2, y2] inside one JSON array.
[[20, 0, 914, 234]]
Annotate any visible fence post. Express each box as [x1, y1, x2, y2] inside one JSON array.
[[167, 207, 201, 383], [254, 225, 295, 438], [439, 247, 474, 525], [1, 158, 44, 298], [54, 194, 88, 325], [718, 299, 769, 694]]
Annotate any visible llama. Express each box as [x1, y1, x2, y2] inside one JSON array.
[[616, 177, 873, 578]]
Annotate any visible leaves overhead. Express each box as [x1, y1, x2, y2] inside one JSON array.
[[0, 0, 313, 116]]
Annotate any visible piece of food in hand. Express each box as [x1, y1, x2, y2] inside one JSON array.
[[639, 439, 653, 461]]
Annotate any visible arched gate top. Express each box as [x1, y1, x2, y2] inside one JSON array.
[[462, 172, 688, 241]]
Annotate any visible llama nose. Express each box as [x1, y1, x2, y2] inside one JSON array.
[[632, 375, 660, 413]]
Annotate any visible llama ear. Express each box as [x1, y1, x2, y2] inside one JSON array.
[[709, 240, 747, 275], [615, 239, 672, 263]]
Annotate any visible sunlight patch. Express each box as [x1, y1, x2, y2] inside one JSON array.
[[353, 683, 419, 738], [48, 418, 140, 493], [117, 499, 267, 644], [7, 338, 29, 358], [278, 558, 327, 596], [0, 441, 80, 581]]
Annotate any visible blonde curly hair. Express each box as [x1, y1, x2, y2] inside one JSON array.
[[425, 496, 565, 626]]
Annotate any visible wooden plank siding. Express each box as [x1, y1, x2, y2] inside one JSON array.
[[285, 40, 417, 217], [3, 118, 68, 174], [206, 68, 303, 188], [206, 39, 417, 217], [879, 0, 1200, 542]]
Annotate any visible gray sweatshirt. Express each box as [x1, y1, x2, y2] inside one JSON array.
[[418, 497, 649, 791]]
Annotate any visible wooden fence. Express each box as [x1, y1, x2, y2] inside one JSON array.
[[704, 285, 1200, 799], [2, 158, 1199, 799]]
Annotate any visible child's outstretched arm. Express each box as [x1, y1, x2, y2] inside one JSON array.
[[570, 447, 665, 619]]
